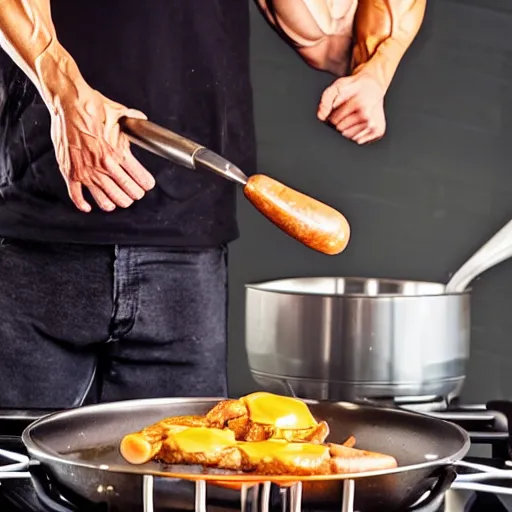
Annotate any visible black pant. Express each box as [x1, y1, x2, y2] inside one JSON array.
[[0, 239, 228, 409]]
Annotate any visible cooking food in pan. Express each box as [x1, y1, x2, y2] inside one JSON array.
[[120, 392, 398, 475]]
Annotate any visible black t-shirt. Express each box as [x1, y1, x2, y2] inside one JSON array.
[[0, 0, 256, 247]]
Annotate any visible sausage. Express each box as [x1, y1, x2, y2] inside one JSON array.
[[243, 175, 350, 255], [120, 432, 163, 465], [328, 443, 398, 473], [120, 416, 208, 464]]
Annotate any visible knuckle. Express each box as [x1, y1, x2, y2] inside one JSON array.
[[355, 103, 369, 117], [90, 173, 103, 186], [117, 177, 130, 189]]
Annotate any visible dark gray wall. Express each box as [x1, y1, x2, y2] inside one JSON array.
[[227, 0, 512, 403]]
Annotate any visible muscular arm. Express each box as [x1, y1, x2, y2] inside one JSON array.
[[0, 0, 87, 112], [257, 0, 426, 144], [350, 0, 426, 91], [257, 0, 426, 91], [0, 1, 154, 212]]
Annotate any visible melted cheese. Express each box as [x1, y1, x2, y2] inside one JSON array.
[[237, 440, 329, 465], [170, 427, 236, 454], [243, 392, 318, 429]]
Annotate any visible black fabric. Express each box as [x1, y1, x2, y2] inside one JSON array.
[[0, 238, 228, 409], [0, 0, 256, 246]]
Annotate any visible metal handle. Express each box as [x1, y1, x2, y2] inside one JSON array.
[[120, 117, 203, 169], [446, 218, 512, 292], [409, 468, 457, 512]]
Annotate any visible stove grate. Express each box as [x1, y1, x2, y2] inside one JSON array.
[[140, 477, 357, 512]]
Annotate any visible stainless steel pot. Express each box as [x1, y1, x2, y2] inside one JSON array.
[[245, 220, 512, 403], [245, 277, 470, 402]]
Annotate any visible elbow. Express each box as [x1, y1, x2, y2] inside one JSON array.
[[297, 38, 352, 76]]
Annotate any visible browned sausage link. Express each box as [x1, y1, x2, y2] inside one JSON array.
[[328, 443, 398, 473], [120, 432, 163, 465], [243, 175, 350, 255], [120, 416, 208, 464]]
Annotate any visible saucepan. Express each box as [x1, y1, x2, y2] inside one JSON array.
[[119, 118, 350, 256], [1, 397, 512, 512], [246, 218, 512, 403]]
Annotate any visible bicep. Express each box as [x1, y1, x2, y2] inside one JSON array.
[[257, 0, 338, 47]]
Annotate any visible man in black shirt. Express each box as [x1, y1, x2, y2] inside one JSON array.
[[0, 1, 424, 408]]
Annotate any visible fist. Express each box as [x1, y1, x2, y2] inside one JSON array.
[[317, 73, 386, 145]]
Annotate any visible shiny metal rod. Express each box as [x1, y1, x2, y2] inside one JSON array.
[[120, 117, 248, 186], [260, 482, 271, 512], [195, 480, 207, 512], [194, 148, 248, 186], [342, 479, 355, 512], [121, 118, 202, 169], [142, 475, 154, 512]]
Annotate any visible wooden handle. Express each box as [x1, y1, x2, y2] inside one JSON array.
[[243, 175, 350, 255]]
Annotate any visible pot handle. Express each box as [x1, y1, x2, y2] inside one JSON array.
[[408, 468, 457, 512], [446, 218, 512, 292]]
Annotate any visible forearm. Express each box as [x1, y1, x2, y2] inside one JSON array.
[[0, 0, 87, 110], [350, 0, 426, 91]]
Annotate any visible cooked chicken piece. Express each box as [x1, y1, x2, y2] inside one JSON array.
[[156, 427, 398, 475], [158, 427, 244, 469], [121, 392, 330, 464], [120, 392, 387, 473], [206, 392, 330, 443]]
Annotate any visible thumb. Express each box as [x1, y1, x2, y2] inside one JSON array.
[[106, 106, 147, 147], [317, 77, 358, 121], [123, 108, 148, 121]]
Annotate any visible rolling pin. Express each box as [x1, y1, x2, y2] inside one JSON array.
[[120, 118, 350, 255]]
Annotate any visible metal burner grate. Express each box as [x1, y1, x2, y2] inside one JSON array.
[[4, 448, 512, 512], [141, 476, 357, 512]]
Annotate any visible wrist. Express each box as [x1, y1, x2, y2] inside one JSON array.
[[34, 40, 89, 112], [351, 38, 405, 93], [352, 57, 393, 94]]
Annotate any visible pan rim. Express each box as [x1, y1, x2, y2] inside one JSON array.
[[21, 397, 471, 483]]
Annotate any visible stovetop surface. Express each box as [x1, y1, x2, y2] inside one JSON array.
[[2, 404, 512, 512]]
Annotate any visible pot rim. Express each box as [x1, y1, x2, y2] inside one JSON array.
[[245, 276, 472, 298]]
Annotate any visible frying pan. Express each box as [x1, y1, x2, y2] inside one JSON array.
[[0, 397, 476, 512], [119, 118, 351, 256]]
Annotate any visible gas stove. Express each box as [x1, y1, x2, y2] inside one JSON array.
[[2, 403, 512, 512]]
